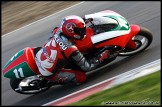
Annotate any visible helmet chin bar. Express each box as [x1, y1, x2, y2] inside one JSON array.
[[74, 34, 86, 40], [74, 34, 81, 39], [81, 35, 86, 40]]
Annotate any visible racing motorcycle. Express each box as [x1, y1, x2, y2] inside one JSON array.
[[2, 10, 153, 94]]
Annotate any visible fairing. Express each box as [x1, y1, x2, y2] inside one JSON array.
[[2, 47, 39, 79], [93, 24, 140, 49]]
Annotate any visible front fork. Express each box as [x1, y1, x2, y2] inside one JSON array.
[[125, 39, 137, 49], [124, 24, 141, 50]]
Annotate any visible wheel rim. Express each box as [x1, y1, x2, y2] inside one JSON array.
[[120, 35, 149, 55]]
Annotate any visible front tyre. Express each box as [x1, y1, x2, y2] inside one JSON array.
[[119, 27, 153, 56]]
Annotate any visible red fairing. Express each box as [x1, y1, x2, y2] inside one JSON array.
[[25, 48, 40, 74], [129, 24, 140, 38], [125, 24, 141, 49], [3, 47, 39, 75], [75, 28, 95, 53], [94, 24, 140, 49]]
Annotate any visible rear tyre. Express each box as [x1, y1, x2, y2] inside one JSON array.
[[10, 76, 50, 94]]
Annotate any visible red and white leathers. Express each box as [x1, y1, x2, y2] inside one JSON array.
[[35, 28, 110, 85]]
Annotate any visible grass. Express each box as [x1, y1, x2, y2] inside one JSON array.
[[69, 71, 161, 106]]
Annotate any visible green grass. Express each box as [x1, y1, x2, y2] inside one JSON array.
[[69, 71, 161, 106]]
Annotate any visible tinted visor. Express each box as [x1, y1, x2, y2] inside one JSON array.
[[74, 27, 86, 37]]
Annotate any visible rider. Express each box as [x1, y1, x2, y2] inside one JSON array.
[[35, 15, 110, 85]]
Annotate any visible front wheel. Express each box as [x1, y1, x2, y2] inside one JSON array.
[[119, 27, 153, 56], [10, 75, 50, 94]]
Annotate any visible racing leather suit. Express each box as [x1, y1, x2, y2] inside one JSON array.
[[35, 28, 109, 85]]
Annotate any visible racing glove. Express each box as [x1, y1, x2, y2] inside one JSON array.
[[70, 50, 110, 72]]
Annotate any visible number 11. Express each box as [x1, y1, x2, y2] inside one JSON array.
[[13, 68, 24, 78]]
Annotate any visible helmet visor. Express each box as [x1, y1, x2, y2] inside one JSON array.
[[74, 27, 86, 37]]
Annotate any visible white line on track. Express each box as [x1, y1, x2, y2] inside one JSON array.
[[43, 59, 160, 106], [2, 2, 84, 37]]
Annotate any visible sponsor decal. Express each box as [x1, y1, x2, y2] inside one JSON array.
[[54, 35, 68, 50], [66, 23, 76, 33]]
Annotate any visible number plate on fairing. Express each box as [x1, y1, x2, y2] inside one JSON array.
[[2, 48, 37, 79]]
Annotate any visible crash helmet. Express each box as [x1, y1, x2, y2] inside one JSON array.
[[61, 15, 86, 40]]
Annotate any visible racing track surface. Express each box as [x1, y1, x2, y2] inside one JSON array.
[[2, 1, 160, 105]]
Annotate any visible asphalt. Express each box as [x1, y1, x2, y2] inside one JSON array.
[[1, 1, 160, 106]]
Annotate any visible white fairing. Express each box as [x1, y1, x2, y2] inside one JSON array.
[[85, 10, 121, 25], [85, 10, 130, 44], [91, 29, 130, 44], [89, 17, 118, 25], [85, 10, 122, 18]]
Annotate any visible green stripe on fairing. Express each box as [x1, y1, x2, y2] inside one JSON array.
[[104, 15, 130, 31], [2, 49, 24, 70], [4, 62, 36, 79]]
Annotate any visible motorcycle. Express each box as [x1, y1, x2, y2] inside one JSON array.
[[2, 10, 153, 94]]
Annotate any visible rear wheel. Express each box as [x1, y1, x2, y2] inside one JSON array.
[[119, 27, 153, 56], [10, 75, 50, 94]]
